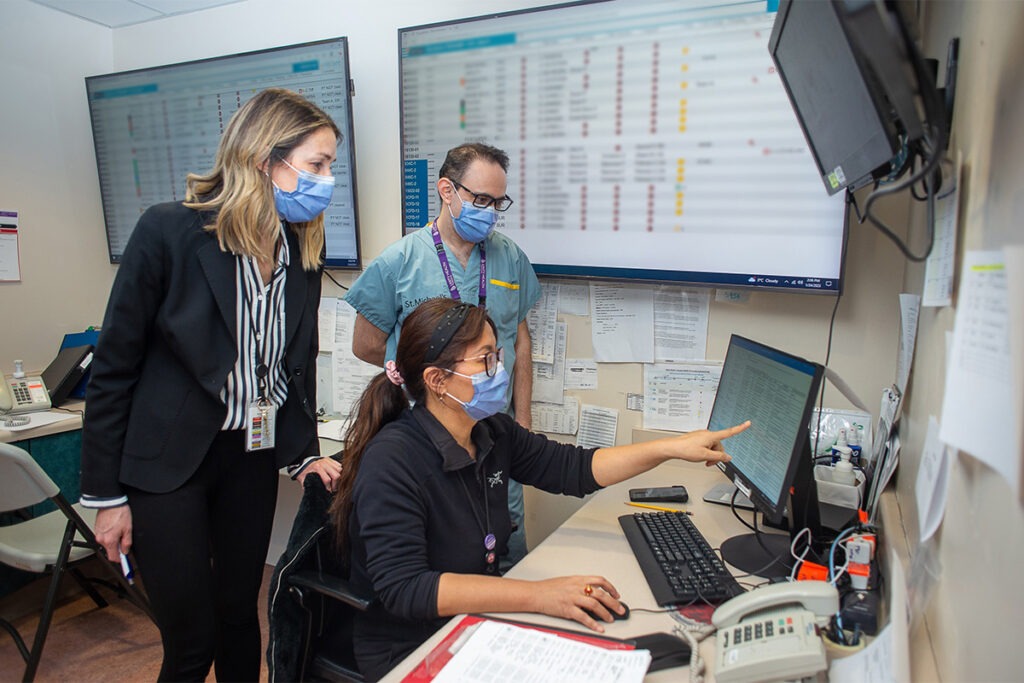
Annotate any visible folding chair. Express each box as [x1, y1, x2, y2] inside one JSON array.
[[0, 442, 153, 682]]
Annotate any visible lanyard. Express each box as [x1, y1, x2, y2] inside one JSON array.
[[457, 465, 498, 574], [431, 221, 487, 308]]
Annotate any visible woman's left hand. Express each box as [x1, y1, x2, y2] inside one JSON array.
[[297, 456, 343, 491], [671, 420, 751, 466]]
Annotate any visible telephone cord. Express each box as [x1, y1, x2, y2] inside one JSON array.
[[670, 612, 715, 683]]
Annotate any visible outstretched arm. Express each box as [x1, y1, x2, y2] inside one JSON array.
[[590, 421, 751, 487]]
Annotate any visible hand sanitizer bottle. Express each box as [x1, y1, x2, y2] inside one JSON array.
[[833, 446, 856, 485], [848, 425, 863, 465]]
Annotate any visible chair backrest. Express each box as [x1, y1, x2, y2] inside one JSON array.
[[0, 442, 60, 513]]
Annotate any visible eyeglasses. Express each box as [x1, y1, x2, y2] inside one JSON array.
[[451, 180, 514, 212], [455, 348, 505, 377]]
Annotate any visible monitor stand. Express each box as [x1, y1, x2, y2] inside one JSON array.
[[720, 439, 824, 580], [720, 533, 794, 580]]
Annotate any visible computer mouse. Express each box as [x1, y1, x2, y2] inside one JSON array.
[[584, 601, 630, 622]]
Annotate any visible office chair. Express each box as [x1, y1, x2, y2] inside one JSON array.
[[268, 473, 371, 683], [0, 442, 153, 682]]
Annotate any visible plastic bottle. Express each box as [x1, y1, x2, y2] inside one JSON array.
[[848, 425, 862, 465], [832, 446, 856, 485], [831, 428, 848, 464], [13, 360, 25, 379]]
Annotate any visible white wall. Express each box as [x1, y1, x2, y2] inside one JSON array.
[[0, 2, 113, 372], [896, 2, 1024, 680]]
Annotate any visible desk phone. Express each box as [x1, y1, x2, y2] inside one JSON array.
[[711, 581, 837, 683]]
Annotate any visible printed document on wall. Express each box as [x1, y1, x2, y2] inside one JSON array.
[[922, 152, 960, 307], [577, 405, 618, 449], [0, 210, 21, 282], [654, 286, 709, 361], [939, 250, 1019, 497], [590, 284, 654, 363], [333, 300, 381, 418], [915, 416, 953, 543], [558, 283, 589, 316], [319, 297, 339, 349], [528, 282, 559, 364], [564, 358, 598, 390], [643, 362, 721, 432], [532, 396, 579, 435], [896, 293, 920, 394], [533, 321, 567, 404]]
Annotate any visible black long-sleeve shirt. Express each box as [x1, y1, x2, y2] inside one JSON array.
[[348, 405, 600, 679]]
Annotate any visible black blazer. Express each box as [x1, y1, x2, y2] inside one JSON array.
[[81, 202, 322, 497]]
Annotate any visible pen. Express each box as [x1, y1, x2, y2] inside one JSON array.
[[625, 502, 693, 515], [119, 551, 135, 585]]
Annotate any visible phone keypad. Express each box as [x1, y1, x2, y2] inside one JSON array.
[[13, 383, 31, 403], [732, 615, 792, 644]]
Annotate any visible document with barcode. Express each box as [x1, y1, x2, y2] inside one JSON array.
[[432, 620, 650, 683]]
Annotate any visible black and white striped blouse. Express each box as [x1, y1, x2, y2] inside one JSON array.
[[221, 230, 289, 429]]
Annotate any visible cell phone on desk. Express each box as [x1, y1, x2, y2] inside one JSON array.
[[629, 485, 688, 503]]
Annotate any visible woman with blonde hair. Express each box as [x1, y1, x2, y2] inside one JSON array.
[[81, 88, 342, 681], [331, 297, 750, 680]]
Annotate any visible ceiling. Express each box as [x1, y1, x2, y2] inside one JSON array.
[[28, 0, 245, 28]]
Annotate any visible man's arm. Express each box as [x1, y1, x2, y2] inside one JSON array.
[[512, 319, 533, 430], [352, 313, 388, 367]]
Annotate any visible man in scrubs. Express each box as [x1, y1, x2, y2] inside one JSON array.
[[346, 142, 541, 566]]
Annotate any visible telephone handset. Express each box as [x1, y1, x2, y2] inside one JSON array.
[[1, 375, 52, 416], [711, 581, 838, 683]]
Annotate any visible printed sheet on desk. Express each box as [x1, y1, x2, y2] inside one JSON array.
[[403, 616, 650, 683]]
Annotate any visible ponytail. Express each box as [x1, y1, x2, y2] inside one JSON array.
[[329, 373, 406, 550]]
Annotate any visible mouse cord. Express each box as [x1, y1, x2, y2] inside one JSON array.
[[669, 612, 716, 683]]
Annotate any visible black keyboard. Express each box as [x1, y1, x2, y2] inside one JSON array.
[[619, 511, 745, 606]]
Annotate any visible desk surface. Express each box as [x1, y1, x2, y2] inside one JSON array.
[[381, 459, 781, 682], [0, 401, 85, 443]]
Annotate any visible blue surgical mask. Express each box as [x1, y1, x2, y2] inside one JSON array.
[[272, 159, 334, 223], [445, 364, 510, 420], [448, 189, 497, 243]]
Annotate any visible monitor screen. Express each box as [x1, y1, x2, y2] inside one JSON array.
[[768, 0, 900, 195], [86, 38, 361, 268], [708, 334, 821, 524], [399, 0, 847, 293]]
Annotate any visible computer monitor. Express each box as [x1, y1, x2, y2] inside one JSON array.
[[768, 0, 947, 196], [707, 334, 824, 578], [86, 38, 361, 268], [398, 0, 848, 294]]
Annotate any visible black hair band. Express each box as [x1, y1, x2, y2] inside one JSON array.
[[424, 303, 473, 364]]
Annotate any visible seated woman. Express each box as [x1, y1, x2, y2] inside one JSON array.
[[330, 298, 749, 680]]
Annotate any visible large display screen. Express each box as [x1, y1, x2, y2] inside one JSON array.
[[87, 38, 361, 268], [399, 0, 846, 292]]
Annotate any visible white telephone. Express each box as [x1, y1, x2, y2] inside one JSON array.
[[1, 374, 52, 416], [711, 581, 838, 683]]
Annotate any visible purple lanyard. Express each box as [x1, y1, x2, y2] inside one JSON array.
[[431, 221, 487, 308]]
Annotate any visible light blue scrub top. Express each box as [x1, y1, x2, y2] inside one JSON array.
[[345, 226, 541, 411]]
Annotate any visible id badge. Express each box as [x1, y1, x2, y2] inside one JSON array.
[[246, 400, 276, 451]]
